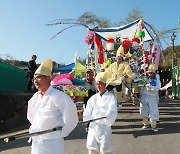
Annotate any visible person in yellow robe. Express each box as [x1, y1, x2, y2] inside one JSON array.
[[104, 45, 133, 107]]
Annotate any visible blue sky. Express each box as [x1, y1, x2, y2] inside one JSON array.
[[0, 0, 179, 64]]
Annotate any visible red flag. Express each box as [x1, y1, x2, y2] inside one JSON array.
[[94, 34, 104, 64]]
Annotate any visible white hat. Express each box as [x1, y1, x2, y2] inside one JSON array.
[[35, 59, 53, 76], [95, 72, 107, 83]]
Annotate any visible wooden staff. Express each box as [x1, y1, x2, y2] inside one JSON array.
[[79, 116, 106, 124], [3, 126, 62, 143], [3, 117, 106, 142]]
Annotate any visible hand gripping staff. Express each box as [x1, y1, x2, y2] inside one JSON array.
[[2, 117, 106, 142]]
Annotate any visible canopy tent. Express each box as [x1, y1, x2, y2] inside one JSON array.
[[89, 19, 153, 42], [52, 60, 86, 77], [86, 19, 160, 73], [53, 62, 75, 73], [72, 60, 86, 77], [160, 80, 172, 91]]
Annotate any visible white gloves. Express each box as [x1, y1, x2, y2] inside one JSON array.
[[145, 83, 151, 90], [119, 76, 125, 82]]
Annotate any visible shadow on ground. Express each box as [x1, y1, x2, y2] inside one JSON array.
[[112, 99, 180, 138], [0, 98, 179, 151]]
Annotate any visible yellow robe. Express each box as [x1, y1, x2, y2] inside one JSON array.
[[104, 61, 133, 86], [104, 61, 133, 102]]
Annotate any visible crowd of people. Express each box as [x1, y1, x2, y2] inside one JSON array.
[[26, 52, 161, 153]]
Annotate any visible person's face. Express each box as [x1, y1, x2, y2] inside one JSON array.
[[32, 56, 37, 61], [147, 72, 155, 79], [116, 56, 123, 63], [96, 81, 106, 94], [33, 74, 51, 91], [86, 71, 94, 81]]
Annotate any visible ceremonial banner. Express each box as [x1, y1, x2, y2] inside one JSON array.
[[89, 20, 153, 42], [94, 34, 104, 64], [152, 44, 161, 70]]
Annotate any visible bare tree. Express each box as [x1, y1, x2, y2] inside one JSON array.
[[78, 7, 143, 28], [78, 12, 111, 28], [114, 7, 143, 26]]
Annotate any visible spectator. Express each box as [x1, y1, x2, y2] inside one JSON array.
[[83, 69, 96, 107], [83, 68, 97, 133], [27, 55, 37, 91]]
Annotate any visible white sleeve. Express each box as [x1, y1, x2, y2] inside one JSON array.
[[27, 93, 38, 124], [105, 95, 118, 126], [96, 95, 118, 126], [83, 97, 94, 121], [55, 92, 78, 137]]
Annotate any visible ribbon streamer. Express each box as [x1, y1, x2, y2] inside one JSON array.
[[50, 23, 88, 40]]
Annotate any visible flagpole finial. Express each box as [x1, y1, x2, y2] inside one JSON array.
[[74, 50, 78, 62]]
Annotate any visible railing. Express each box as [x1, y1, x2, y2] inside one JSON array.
[[171, 63, 180, 99]]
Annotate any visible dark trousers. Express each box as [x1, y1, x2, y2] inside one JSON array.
[[27, 76, 33, 91], [106, 84, 122, 92], [27, 73, 36, 91]]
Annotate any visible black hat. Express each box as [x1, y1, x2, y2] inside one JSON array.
[[86, 68, 93, 73], [32, 55, 37, 58]]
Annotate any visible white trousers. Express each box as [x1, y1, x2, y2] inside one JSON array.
[[31, 138, 64, 154], [140, 94, 159, 120], [87, 124, 112, 153]]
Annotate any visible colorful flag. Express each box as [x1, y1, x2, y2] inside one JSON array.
[[94, 34, 104, 64], [152, 44, 161, 70]]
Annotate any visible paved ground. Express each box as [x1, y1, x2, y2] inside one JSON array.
[[0, 98, 180, 154]]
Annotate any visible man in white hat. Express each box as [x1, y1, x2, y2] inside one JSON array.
[[27, 59, 78, 154], [83, 72, 117, 154], [140, 63, 161, 132], [104, 45, 133, 108]]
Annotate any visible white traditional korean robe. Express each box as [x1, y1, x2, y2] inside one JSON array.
[[83, 91, 117, 153], [27, 86, 78, 154], [140, 74, 161, 120]]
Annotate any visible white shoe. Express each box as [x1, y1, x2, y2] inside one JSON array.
[[142, 125, 149, 130], [132, 102, 136, 106], [152, 128, 158, 132], [118, 103, 122, 108]]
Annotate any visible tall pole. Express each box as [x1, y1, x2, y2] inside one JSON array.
[[179, 19, 180, 46], [171, 32, 176, 99], [172, 39, 175, 66], [171, 32, 176, 66]]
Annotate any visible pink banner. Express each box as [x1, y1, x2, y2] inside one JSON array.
[[152, 44, 161, 70]]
